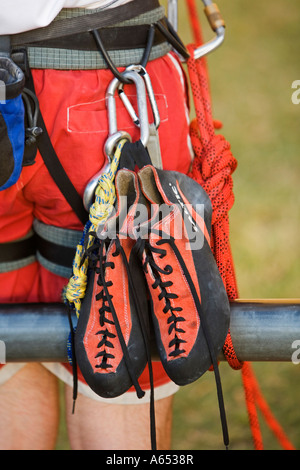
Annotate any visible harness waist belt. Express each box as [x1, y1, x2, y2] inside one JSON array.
[[33, 220, 82, 278], [0, 222, 82, 278], [10, 0, 161, 46], [22, 23, 167, 52], [0, 233, 36, 263], [36, 235, 77, 271], [0, 232, 36, 273], [10, 5, 175, 70]]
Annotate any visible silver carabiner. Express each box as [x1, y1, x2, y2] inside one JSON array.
[[118, 65, 160, 131], [167, 0, 225, 60], [83, 70, 150, 210], [194, 1, 225, 59], [105, 69, 150, 157], [83, 159, 111, 211]]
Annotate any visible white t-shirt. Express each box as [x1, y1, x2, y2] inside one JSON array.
[[0, 0, 134, 35]]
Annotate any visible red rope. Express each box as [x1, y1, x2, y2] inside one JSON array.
[[185, 0, 295, 450], [242, 362, 296, 450], [186, 43, 240, 358], [185, 0, 203, 45]]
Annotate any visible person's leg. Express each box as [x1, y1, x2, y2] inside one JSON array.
[[64, 384, 174, 450], [0, 363, 60, 450]]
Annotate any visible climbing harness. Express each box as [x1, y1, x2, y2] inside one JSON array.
[[0, 0, 186, 273], [0, 0, 295, 452]]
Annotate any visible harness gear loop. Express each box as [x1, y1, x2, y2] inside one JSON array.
[[91, 21, 156, 84], [21, 87, 43, 149]]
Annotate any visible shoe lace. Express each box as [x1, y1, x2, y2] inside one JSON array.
[[135, 229, 229, 450], [94, 246, 117, 370], [135, 237, 187, 358], [86, 234, 145, 398], [90, 233, 157, 450]]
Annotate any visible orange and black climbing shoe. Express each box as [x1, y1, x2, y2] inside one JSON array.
[[134, 165, 230, 386], [75, 170, 149, 399]]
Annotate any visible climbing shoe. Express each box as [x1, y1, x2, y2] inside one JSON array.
[[75, 169, 149, 399], [135, 165, 230, 386]]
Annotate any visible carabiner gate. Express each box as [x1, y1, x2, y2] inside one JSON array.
[[118, 65, 160, 131], [105, 69, 150, 158], [83, 69, 151, 210]]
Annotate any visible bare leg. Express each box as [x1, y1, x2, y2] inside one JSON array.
[[65, 385, 174, 450], [0, 363, 60, 450]]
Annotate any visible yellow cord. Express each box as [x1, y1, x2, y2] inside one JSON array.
[[65, 138, 127, 317]]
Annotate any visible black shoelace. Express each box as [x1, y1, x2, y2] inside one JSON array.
[[134, 237, 187, 359], [88, 234, 145, 397], [67, 231, 157, 449], [134, 230, 230, 450], [91, 233, 157, 450]]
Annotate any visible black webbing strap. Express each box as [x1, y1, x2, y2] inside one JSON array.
[[11, 0, 160, 46], [25, 69, 89, 226], [0, 233, 36, 263], [119, 140, 152, 170], [35, 233, 77, 269]]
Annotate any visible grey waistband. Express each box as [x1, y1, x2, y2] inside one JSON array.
[[11, 1, 161, 45], [27, 42, 171, 70], [0, 230, 36, 274], [33, 219, 82, 279], [0, 256, 36, 274], [21, 6, 171, 70], [0, 222, 82, 277], [33, 219, 82, 248]]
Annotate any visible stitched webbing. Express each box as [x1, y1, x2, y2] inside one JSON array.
[[10, 0, 160, 45]]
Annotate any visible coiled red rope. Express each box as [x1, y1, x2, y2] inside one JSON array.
[[185, 0, 295, 450]]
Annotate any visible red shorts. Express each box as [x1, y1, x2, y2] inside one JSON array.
[[0, 52, 192, 403]]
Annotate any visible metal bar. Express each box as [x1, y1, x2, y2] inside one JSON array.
[[227, 300, 300, 362], [0, 303, 72, 363], [0, 300, 299, 363]]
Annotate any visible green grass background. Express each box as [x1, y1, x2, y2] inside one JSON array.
[[56, 0, 300, 450]]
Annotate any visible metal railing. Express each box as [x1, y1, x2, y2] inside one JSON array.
[[0, 300, 299, 363]]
